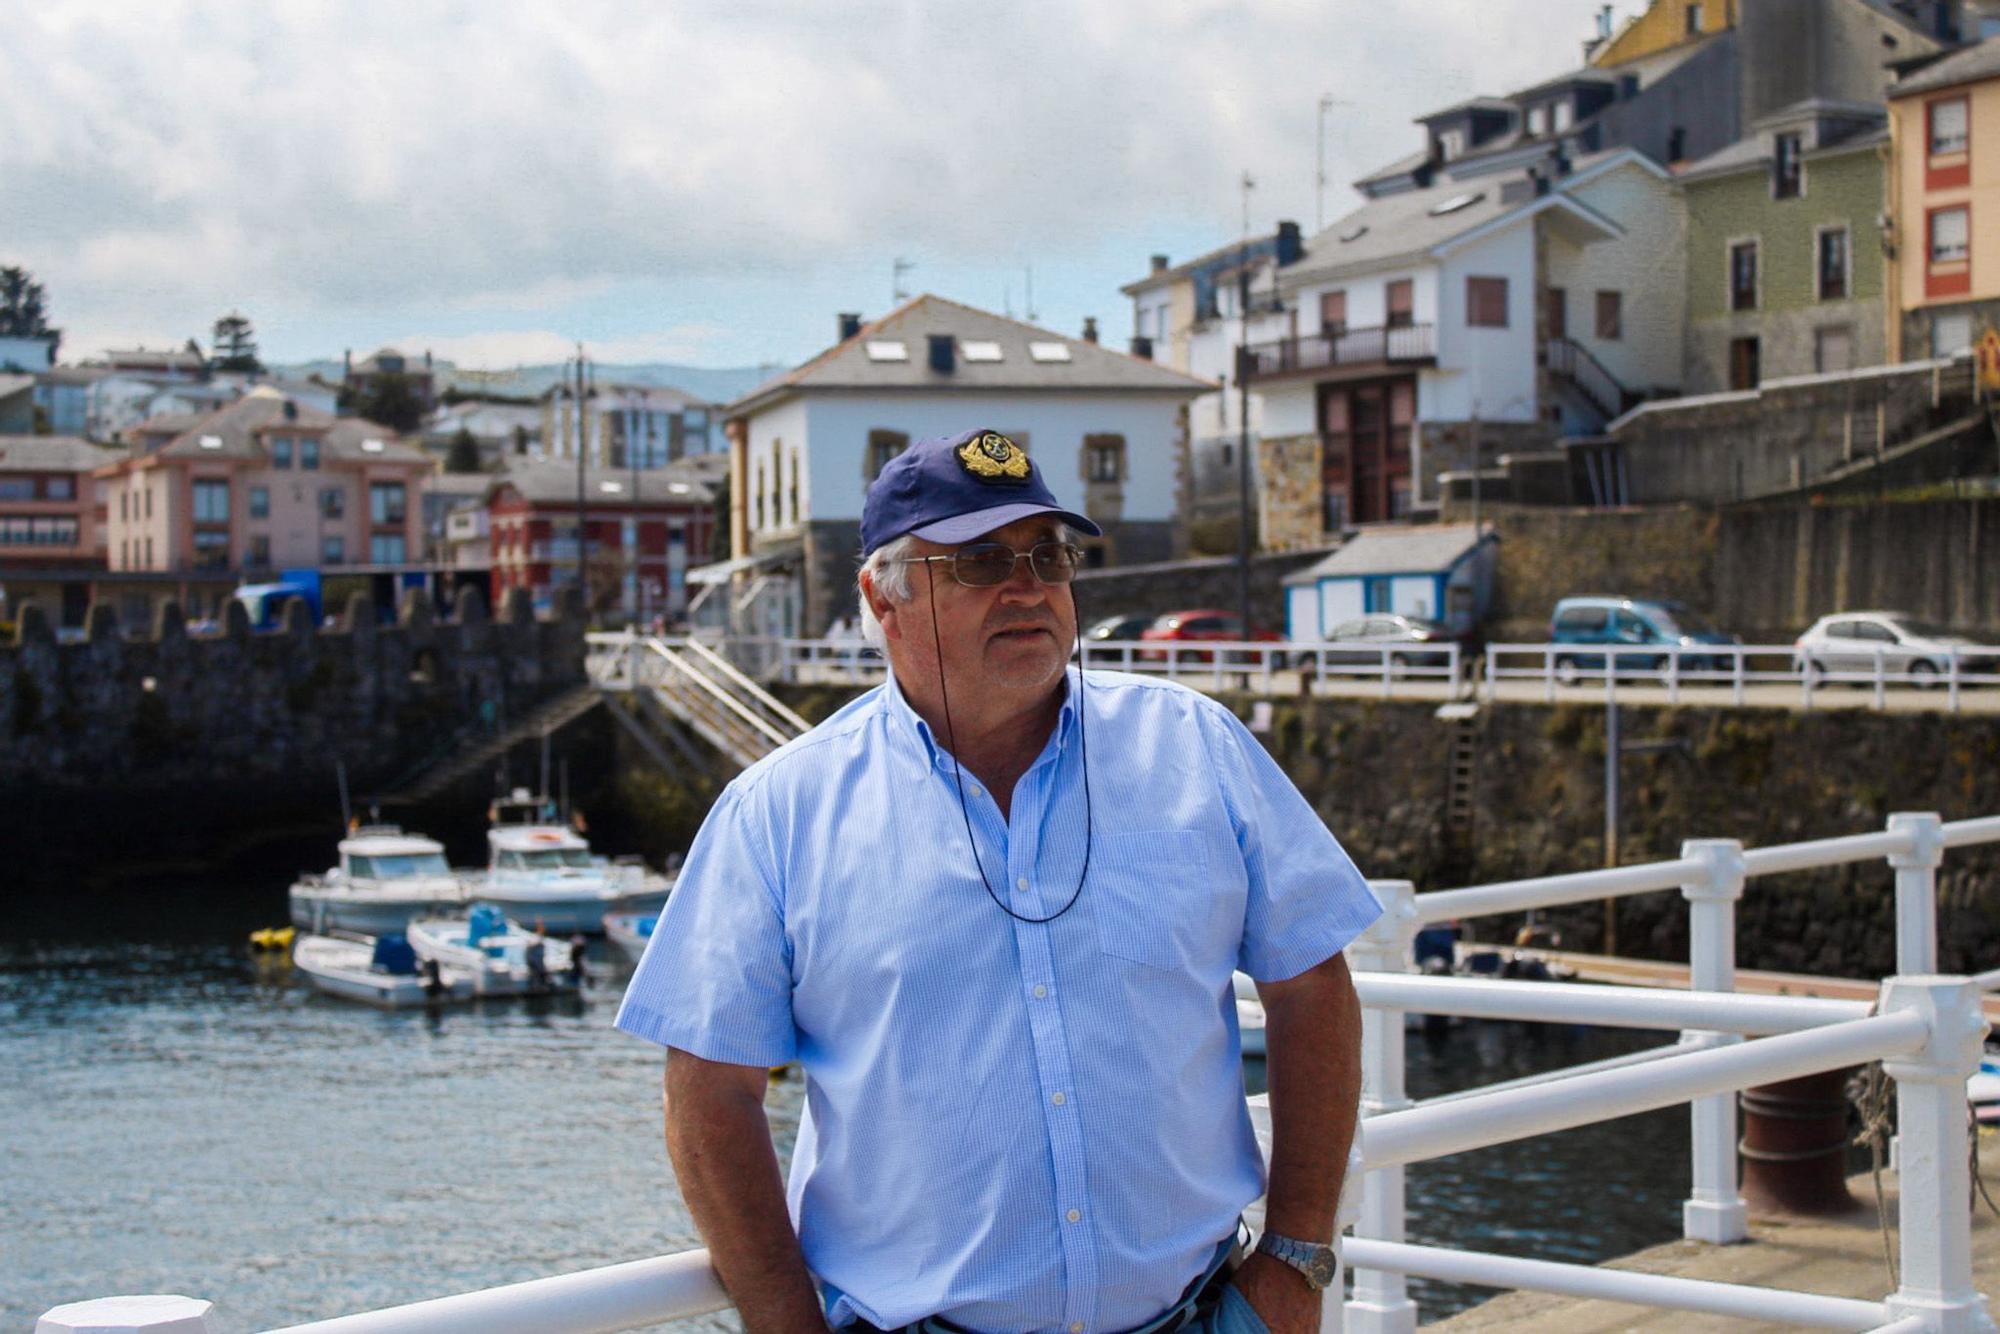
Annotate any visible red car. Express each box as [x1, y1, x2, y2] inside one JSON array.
[[1136, 609, 1284, 663]]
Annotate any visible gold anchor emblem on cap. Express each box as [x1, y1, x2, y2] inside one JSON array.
[[956, 431, 1030, 481]]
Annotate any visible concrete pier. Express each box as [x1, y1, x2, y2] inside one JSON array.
[[1428, 1130, 2000, 1330]]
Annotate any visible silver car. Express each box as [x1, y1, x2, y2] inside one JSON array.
[[1793, 611, 1990, 684]]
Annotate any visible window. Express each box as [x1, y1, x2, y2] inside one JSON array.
[[144, 489, 151, 519], [1028, 342, 1071, 363], [1817, 228, 1849, 300], [321, 487, 345, 519], [1385, 279, 1414, 328], [1546, 287, 1568, 339], [1467, 276, 1509, 328], [1438, 128, 1463, 159], [1553, 100, 1573, 132], [192, 479, 230, 524], [1931, 207, 1969, 264], [1083, 434, 1126, 484], [322, 535, 345, 565], [1729, 240, 1759, 311], [960, 340, 1004, 362], [1319, 290, 1347, 336], [866, 429, 907, 481], [1595, 290, 1622, 340], [1930, 98, 1969, 155], [863, 340, 908, 362], [299, 438, 320, 470], [192, 530, 230, 570], [1728, 336, 1760, 390], [45, 476, 73, 500], [1686, 2, 1704, 34], [249, 485, 269, 519], [369, 481, 407, 525], [1772, 132, 1802, 199], [370, 534, 407, 564], [271, 436, 292, 468], [1933, 311, 1973, 355], [1528, 105, 1548, 136], [249, 534, 271, 567], [1814, 325, 1854, 374], [1667, 126, 1687, 162]]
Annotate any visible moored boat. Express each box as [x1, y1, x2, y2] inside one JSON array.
[[603, 910, 658, 964], [467, 793, 670, 933], [289, 827, 470, 935], [407, 903, 583, 997], [293, 932, 476, 1008]]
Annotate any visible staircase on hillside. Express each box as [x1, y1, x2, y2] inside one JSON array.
[[386, 684, 602, 805], [1544, 337, 1642, 424], [588, 635, 810, 772]]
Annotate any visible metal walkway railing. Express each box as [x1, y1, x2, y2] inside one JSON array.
[[585, 633, 809, 771]]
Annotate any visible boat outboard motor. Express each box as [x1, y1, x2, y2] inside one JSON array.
[[568, 933, 588, 986], [372, 933, 420, 976], [466, 903, 507, 949], [525, 939, 549, 993], [421, 957, 446, 998]]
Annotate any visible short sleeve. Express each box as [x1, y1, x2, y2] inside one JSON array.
[[614, 783, 798, 1066], [1197, 700, 1382, 981]]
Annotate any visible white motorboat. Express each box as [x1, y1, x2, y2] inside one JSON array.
[[292, 932, 476, 1008], [1973, 1047, 2000, 1124], [603, 910, 658, 964], [467, 794, 671, 934], [289, 827, 470, 935], [407, 904, 583, 997]]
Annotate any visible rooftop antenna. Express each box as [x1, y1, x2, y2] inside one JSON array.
[[1317, 95, 1354, 233], [892, 257, 916, 303], [1002, 280, 1013, 318], [1240, 169, 1257, 239], [1024, 264, 1037, 322]]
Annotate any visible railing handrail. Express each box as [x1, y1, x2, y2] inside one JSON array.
[[640, 642, 794, 752], [678, 635, 811, 733]]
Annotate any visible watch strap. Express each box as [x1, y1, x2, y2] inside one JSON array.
[[1254, 1230, 1339, 1291]]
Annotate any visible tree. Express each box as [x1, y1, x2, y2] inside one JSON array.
[[0, 266, 61, 360], [446, 426, 483, 474], [209, 312, 261, 373], [342, 372, 425, 434]]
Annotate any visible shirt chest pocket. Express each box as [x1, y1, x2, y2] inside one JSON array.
[[1089, 830, 1230, 970]]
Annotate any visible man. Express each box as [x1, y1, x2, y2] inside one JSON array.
[[617, 427, 1380, 1333]]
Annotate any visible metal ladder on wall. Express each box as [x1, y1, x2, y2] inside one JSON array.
[[593, 635, 810, 772], [1437, 700, 1480, 854]]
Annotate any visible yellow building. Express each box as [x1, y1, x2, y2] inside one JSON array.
[[1886, 37, 2000, 359], [1590, 0, 1738, 68]]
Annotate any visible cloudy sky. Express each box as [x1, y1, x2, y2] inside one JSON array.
[[2, 1, 1638, 371]]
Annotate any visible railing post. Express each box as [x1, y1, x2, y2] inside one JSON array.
[[1345, 879, 1420, 1334], [1879, 976, 1997, 1332], [36, 1296, 216, 1332], [1679, 838, 1749, 1243], [1887, 812, 1945, 977]]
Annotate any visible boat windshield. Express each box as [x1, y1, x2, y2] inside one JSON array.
[[349, 852, 449, 879], [499, 848, 594, 870]]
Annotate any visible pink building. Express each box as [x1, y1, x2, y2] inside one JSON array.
[[97, 386, 430, 575]]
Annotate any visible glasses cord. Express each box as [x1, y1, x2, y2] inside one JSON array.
[[925, 563, 1091, 925]]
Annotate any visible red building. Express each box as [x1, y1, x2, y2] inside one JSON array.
[[486, 456, 722, 622]]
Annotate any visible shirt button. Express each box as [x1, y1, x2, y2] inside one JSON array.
[[1071, 1325, 1084, 1333], [1066, 1208, 1081, 1223], [969, 784, 982, 797], [1051, 1092, 1066, 1106], [1015, 877, 1029, 892], [1033, 984, 1048, 999]]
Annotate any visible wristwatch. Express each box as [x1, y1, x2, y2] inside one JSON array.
[[1254, 1231, 1340, 1291]]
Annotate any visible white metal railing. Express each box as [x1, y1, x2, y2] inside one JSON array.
[[1486, 641, 2000, 714], [44, 813, 1999, 1334]]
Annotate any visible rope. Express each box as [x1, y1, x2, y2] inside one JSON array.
[[1973, 1113, 2000, 1222], [1848, 1058, 1898, 1290]]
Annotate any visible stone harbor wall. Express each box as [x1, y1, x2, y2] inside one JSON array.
[[0, 584, 585, 797], [1069, 546, 1333, 632]]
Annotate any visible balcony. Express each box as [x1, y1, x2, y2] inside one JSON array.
[[1244, 323, 1436, 380]]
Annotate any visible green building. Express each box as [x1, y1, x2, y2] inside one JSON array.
[[1680, 99, 1889, 393]]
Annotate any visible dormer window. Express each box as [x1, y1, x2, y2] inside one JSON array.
[[1772, 132, 1803, 199], [1527, 106, 1548, 137], [1553, 101, 1573, 133], [1438, 128, 1464, 160]]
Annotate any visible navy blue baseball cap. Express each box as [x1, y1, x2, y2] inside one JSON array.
[[861, 428, 1102, 556]]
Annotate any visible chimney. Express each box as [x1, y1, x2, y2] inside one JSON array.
[[1150, 254, 1170, 273], [927, 333, 956, 374], [1275, 220, 1303, 267], [1130, 335, 1155, 361], [1082, 317, 1099, 344], [343, 348, 352, 378], [424, 348, 433, 370], [838, 312, 863, 341]]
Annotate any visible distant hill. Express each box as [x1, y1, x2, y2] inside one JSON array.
[[271, 359, 781, 406]]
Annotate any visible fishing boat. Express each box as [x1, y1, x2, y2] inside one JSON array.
[[288, 826, 471, 935], [603, 910, 658, 964], [292, 932, 476, 1008], [467, 791, 671, 934], [1972, 1046, 2000, 1124], [407, 903, 584, 997]]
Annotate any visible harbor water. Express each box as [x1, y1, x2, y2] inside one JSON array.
[[5, 856, 1690, 1331]]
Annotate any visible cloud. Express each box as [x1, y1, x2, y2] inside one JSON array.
[[1, 0, 1637, 362]]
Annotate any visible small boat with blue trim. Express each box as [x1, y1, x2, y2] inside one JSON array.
[[288, 826, 470, 935], [407, 903, 584, 997], [466, 792, 671, 934], [603, 910, 658, 964], [292, 932, 477, 1008]]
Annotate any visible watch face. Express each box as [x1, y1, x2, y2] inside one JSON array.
[[1304, 1249, 1340, 1288]]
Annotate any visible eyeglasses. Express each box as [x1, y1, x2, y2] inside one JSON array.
[[890, 540, 1083, 588]]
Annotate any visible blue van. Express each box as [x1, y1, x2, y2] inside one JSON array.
[[1549, 597, 1739, 679]]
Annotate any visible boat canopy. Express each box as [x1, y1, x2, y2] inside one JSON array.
[[466, 903, 508, 946], [372, 934, 419, 976]]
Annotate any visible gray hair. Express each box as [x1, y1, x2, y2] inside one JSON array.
[[854, 523, 1078, 652]]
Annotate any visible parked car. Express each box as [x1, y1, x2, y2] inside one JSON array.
[[1793, 611, 1991, 685], [1317, 615, 1454, 669], [1081, 612, 1156, 663], [1137, 609, 1283, 663], [1549, 597, 1739, 681]]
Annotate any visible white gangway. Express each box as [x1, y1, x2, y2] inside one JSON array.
[[41, 812, 2000, 1333]]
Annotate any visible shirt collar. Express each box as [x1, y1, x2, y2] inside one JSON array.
[[881, 665, 1080, 771]]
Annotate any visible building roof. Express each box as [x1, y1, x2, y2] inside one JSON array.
[[1121, 226, 1293, 294], [1417, 96, 1520, 124], [95, 348, 205, 373], [116, 386, 428, 467], [1890, 34, 2000, 98], [490, 454, 720, 506], [1353, 147, 1437, 191], [728, 294, 1213, 417], [1679, 117, 1888, 182], [1285, 524, 1488, 584], [39, 366, 112, 387], [1284, 178, 1525, 284], [0, 435, 123, 473], [0, 373, 35, 402]]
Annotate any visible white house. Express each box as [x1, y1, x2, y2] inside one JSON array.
[[715, 294, 1213, 636], [1282, 524, 1494, 642]]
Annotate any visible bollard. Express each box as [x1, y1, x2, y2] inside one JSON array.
[[1680, 839, 1750, 1243], [37, 1296, 215, 1333], [1737, 1068, 1858, 1216], [1345, 879, 1420, 1334]]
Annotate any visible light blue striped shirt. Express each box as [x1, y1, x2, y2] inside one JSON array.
[[616, 668, 1380, 1332]]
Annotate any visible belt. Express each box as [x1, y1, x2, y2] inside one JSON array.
[[864, 1226, 1246, 1334]]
